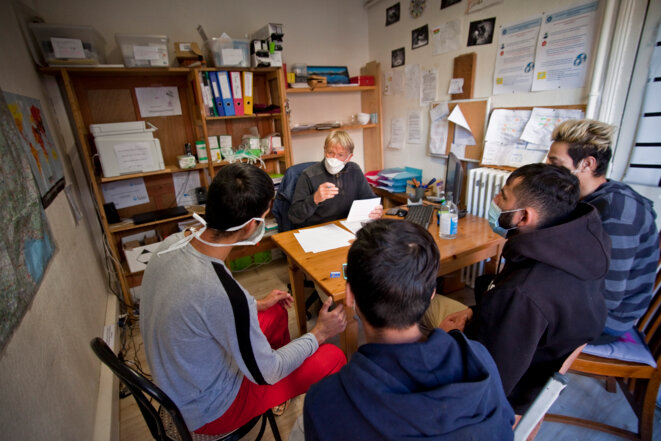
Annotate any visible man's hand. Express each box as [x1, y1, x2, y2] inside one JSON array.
[[368, 204, 384, 219], [257, 289, 293, 312], [439, 308, 473, 332], [310, 297, 347, 345], [314, 182, 339, 204]]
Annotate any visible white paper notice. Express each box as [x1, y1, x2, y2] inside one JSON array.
[[485, 109, 532, 144], [114, 142, 155, 173], [135, 87, 183, 117], [432, 19, 462, 55], [448, 106, 471, 131], [454, 125, 476, 146], [430, 102, 449, 121], [294, 224, 355, 253], [51, 37, 86, 59], [346, 197, 382, 222], [102, 178, 149, 209], [133, 45, 162, 61], [493, 18, 541, 95], [421, 69, 438, 105], [407, 111, 423, 144], [532, 2, 598, 91], [450, 143, 466, 159], [520, 107, 585, 147], [429, 119, 449, 155], [173, 171, 201, 207], [448, 78, 464, 94], [390, 117, 405, 149], [405, 64, 421, 101]]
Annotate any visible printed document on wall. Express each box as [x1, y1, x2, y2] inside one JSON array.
[[493, 18, 541, 94], [173, 171, 201, 206], [485, 109, 531, 144], [135, 87, 183, 117], [407, 111, 423, 144], [405, 64, 421, 101], [101, 178, 149, 209], [520, 107, 584, 147], [532, 2, 598, 91], [421, 68, 438, 105], [390, 117, 405, 149], [432, 19, 462, 55]]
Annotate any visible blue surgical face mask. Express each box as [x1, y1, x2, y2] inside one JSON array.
[[487, 200, 524, 237]]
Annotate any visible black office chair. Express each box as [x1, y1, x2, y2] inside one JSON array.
[[90, 337, 281, 441]]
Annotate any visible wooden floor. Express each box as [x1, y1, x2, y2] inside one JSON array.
[[119, 257, 660, 441]]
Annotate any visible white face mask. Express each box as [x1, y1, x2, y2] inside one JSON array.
[[325, 157, 347, 175], [158, 213, 265, 256]]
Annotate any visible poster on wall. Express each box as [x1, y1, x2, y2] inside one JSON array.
[[532, 1, 598, 91], [493, 17, 541, 94], [431, 19, 462, 55], [4, 92, 65, 207]]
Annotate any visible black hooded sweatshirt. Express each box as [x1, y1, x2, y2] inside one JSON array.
[[465, 202, 610, 414]]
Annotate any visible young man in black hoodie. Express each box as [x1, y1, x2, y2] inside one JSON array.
[[302, 219, 515, 441], [443, 163, 610, 415]]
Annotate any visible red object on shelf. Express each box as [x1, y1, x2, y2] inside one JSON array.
[[350, 76, 375, 86]]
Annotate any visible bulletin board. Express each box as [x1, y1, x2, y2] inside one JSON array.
[[481, 104, 587, 171], [436, 98, 489, 161]]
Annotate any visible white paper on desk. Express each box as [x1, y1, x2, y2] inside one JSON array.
[[101, 178, 149, 209], [448, 78, 464, 94], [294, 224, 355, 253], [520, 107, 584, 146], [485, 109, 531, 144], [347, 197, 381, 222], [135, 86, 182, 117], [173, 171, 201, 207], [390, 117, 405, 149], [340, 220, 365, 235]]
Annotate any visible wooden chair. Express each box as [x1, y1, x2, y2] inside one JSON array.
[[90, 337, 282, 441], [544, 235, 661, 441]]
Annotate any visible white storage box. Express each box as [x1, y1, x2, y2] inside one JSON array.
[[116, 33, 169, 67], [29, 23, 105, 65], [206, 38, 249, 67]]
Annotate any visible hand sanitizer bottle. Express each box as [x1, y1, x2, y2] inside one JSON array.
[[439, 192, 458, 239]]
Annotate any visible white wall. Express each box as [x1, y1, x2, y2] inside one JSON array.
[[366, 0, 611, 183], [0, 1, 113, 440]]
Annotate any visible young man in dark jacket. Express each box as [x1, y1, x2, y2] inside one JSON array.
[[303, 219, 515, 441], [444, 163, 610, 415]]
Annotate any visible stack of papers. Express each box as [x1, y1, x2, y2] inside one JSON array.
[[339, 197, 381, 234], [294, 224, 355, 253]]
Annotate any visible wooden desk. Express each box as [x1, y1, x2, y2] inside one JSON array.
[[272, 214, 505, 357]]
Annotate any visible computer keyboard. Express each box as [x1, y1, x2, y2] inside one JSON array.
[[405, 205, 435, 229], [132, 206, 189, 225]]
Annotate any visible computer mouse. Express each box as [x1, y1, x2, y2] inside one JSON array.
[[396, 208, 408, 217]]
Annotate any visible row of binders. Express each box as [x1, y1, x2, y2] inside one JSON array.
[[199, 71, 254, 117]]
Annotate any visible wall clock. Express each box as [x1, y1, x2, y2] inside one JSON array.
[[409, 0, 426, 18]]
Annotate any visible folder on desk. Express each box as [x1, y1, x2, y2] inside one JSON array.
[[242, 71, 253, 115], [375, 167, 422, 193], [229, 71, 244, 116], [217, 71, 235, 116], [208, 71, 224, 117]]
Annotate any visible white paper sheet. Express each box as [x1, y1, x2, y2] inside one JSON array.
[[390, 117, 405, 149], [407, 111, 423, 144], [173, 171, 201, 206], [101, 178, 149, 209], [432, 19, 462, 55], [294, 224, 355, 253], [485, 109, 532, 144], [113, 141, 155, 173], [454, 125, 476, 146], [520, 107, 584, 147], [51, 37, 85, 59], [448, 106, 471, 131], [421, 69, 438, 105], [467, 0, 503, 13], [429, 119, 449, 155], [493, 18, 541, 95], [532, 2, 598, 91], [135, 86, 183, 117], [405, 64, 421, 101], [450, 143, 466, 159], [346, 197, 381, 222], [448, 78, 464, 94], [430, 102, 449, 121]]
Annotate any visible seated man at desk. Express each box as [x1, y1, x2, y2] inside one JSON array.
[[547, 119, 658, 344], [140, 163, 347, 436], [288, 130, 382, 228], [303, 219, 515, 441], [440, 164, 609, 415]]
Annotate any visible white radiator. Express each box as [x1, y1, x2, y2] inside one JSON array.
[[461, 167, 511, 287]]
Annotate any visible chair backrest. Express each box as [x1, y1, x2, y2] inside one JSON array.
[[635, 232, 661, 362], [271, 161, 316, 232], [90, 337, 192, 441]]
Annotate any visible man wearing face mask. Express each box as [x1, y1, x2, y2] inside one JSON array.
[[140, 163, 348, 436], [437, 163, 609, 415], [547, 119, 658, 344], [288, 130, 383, 228]]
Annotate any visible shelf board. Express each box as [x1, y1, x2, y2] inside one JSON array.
[[206, 113, 281, 121], [98, 162, 210, 183], [109, 212, 195, 233], [291, 124, 377, 136], [39, 66, 192, 76], [286, 85, 376, 94]]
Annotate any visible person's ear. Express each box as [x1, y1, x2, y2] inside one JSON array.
[[516, 207, 540, 230], [583, 156, 598, 173]]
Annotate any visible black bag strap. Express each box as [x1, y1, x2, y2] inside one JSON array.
[[212, 261, 267, 385]]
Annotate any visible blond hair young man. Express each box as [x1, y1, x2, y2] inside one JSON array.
[[547, 119, 659, 343]]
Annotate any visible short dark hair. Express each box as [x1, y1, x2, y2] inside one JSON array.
[[508, 163, 580, 228], [346, 219, 439, 329], [205, 163, 273, 234], [552, 119, 614, 177]]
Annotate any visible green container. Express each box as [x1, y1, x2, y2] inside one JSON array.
[[253, 251, 272, 264], [229, 256, 252, 271]]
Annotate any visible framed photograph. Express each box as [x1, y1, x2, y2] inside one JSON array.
[[412, 25, 429, 49], [386, 3, 400, 26], [391, 47, 405, 68], [441, 0, 461, 9], [467, 17, 496, 46]]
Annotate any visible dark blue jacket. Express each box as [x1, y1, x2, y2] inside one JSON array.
[[271, 161, 315, 232], [303, 330, 515, 440]]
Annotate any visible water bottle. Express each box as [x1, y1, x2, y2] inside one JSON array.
[[439, 192, 458, 239]]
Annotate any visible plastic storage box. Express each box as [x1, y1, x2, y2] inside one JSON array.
[[206, 38, 250, 67], [115, 33, 169, 67], [29, 23, 105, 65]]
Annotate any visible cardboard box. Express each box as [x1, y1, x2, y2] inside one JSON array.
[[174, 42, 204, 66]]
